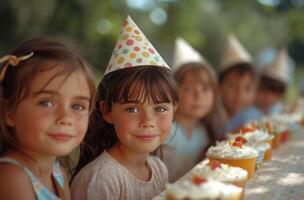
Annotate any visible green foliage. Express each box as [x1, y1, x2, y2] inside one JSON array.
[[0, 0, 303, 72]]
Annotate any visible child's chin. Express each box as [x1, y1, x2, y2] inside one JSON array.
[[50, 147, 74, 157]]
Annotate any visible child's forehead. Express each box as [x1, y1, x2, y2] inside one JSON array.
[[181, 70, 211, 85], [225, 70, 254, 81], [30, 67, 88, 94]]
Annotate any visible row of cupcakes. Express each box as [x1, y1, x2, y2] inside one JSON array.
[[161, 114, 301, 200]]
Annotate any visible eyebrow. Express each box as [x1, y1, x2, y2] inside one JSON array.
[[31, 90, 91, 102], [123, 100, 170, 104]]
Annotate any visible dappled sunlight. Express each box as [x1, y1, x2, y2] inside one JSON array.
[[245, 186, 269, 195], [277, 173, 304, 186]]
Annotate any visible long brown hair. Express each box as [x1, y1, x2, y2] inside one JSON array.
[[174, 62, 228, 146], [0, 37, 96, 156], [73, 66, 178, 177]]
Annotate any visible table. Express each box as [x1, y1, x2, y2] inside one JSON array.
[[154, 130, 304, 200], [244, 131, 304, 200]]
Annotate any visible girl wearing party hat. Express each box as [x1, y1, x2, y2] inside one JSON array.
[[256, 49, 293, 115], [161, 38, 227, 182], [71, 16, 178, 200], [0, 37, 96, 200], [218, 34, 262, 133]]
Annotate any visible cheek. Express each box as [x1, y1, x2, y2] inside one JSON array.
[[75, 115, 90, 135], [158, 114, 174, 135]]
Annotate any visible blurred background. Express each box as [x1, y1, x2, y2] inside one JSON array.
[[1, 0, 303, 101]]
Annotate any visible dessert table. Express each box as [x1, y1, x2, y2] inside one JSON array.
[[244, 131, 304, 200], [154, 130, 304, 200]]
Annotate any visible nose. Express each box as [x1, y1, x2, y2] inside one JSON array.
[[194, 88, 203, 100], [139, 111, 155, 128], [56, 106, 73, 126]]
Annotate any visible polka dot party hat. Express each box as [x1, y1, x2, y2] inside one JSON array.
[[105, 15, 170, 75]]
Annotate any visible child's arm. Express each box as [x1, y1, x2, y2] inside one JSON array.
[[0, 164, 36, 200]]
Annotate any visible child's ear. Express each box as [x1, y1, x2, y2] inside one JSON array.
[[4, 104, 15, 127], [103, 112, 113, 124], [173, 104, 178, 113], [99, 101, 113, 124]]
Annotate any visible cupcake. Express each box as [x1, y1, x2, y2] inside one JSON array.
[[245, 141, 271, 167], [206, 140, 258, 178], [230, 127, 274, 159], [189, 160, 248, 187], [165, 175, 243, 200]]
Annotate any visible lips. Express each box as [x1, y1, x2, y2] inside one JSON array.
[[134, 134, 160, 141], [48, 133, 74, 141]]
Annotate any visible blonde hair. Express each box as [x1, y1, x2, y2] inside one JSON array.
[[0, 37, 96, 155]]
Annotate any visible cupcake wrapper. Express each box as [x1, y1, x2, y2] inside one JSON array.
[[255, 149, 265, 169], [280, 130, 290, 143], [225, 179, 247, 188], [208, 157, 257, 178], [273, 134, 281, 149], [268, 139, 274, 149], [264, 148, 272, 161]]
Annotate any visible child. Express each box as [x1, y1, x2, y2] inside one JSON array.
[[256, 49, 291, 115], [0, 37, 96, 199], [71, 16, 178, 200], [161, 38, 227, 182], [218, 34, 262, 133]]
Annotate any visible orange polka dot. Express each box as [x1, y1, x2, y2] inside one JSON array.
[[135, 36, 142, 41], [126, 27, 132, 32], [142, 51, 149, 57], [129, 53, 136, 59], [122, 34, 129, 40], [117, 57, 124, 64]]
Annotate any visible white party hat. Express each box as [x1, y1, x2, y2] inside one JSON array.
[[219, 34, 252, 72], [262, 49, 290, 84], [172, 37, 216, 79]]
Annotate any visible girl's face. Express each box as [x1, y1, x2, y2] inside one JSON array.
[[5, 66, 91, 157], [177, 70, 214, 119], [103, 99, 175, 154]]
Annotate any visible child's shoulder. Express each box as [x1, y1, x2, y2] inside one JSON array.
[[147, 155, 168, 178], [0, 162, 36, 199], [74, 151, 124, 180]]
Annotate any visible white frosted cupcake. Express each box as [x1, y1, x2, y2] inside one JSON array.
[[245, 141, 270, 168], [229, 127, 274, 144], [165, 176, 243, 200], [206, 140, 258, 178], [189, 160, 248, 187]]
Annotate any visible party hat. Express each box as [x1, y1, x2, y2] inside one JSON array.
[[105, 16, 170, 75], [262, 49, 291, 84], [172, 37, 216, 79], [219, 34, 252, 72]]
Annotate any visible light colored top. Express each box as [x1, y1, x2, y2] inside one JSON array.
[[226, 106, 263, 133], [207, 141, 258, 159], [166, 121, 209, 162], [188, 162, 248, 182], [165, 179, 242, 200], [71, 151, 168, 200], [0, 157, 64, 200]]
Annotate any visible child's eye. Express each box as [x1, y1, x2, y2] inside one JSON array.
[[183, 86, 193, 92], [72, 104, 88, 112], [39, 100, 54, 108], [155, 106, 167, 113], [125, 107, 139, 113]]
